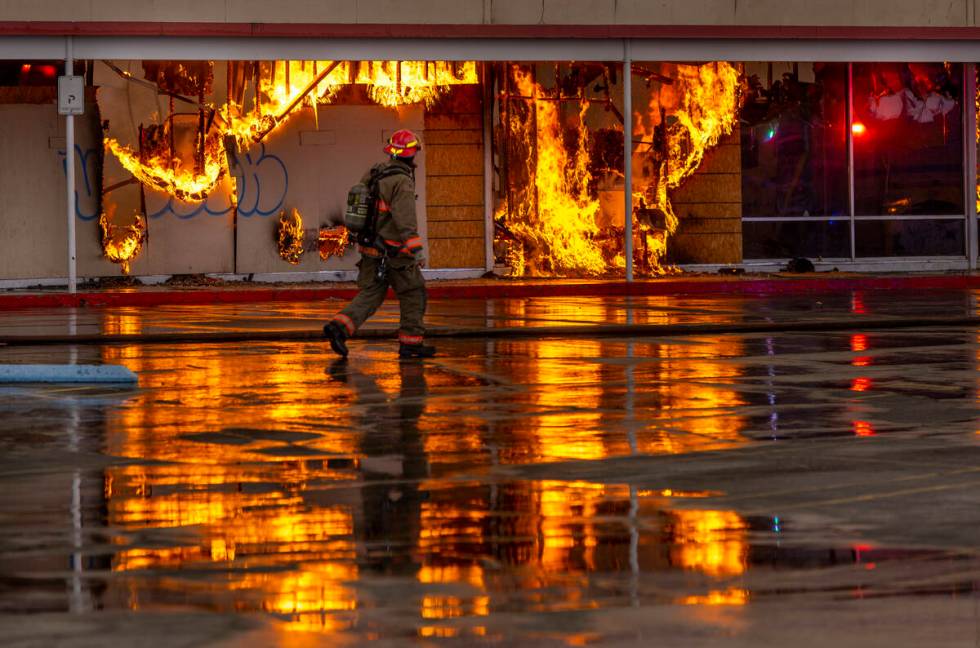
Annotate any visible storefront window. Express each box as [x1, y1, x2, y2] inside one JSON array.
[[741, 62, 848, 218], [743, 220, 850, 259], [855, 219, 964, 256], [852, 62, 964, 216], [743, 61, 968, 261]]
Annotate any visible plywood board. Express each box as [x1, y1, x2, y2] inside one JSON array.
[[428, 238, 485, 269], [0, 104, 101, 280], [235, 103, 426, 274], [92, 61, 236, 277]]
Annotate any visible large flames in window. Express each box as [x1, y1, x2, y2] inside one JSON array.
[[493, 62, 740, 277]]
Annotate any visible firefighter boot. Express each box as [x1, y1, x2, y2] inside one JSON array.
[[398, 342, 436, 359], [323, 321, 349, 358]]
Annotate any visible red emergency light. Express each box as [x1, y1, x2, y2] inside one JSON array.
[[19, 63, 58, 84], [851, 122, 867, 136]]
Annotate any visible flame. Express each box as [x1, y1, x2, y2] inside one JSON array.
[[105, 130, 227, 203], [223, 61, 478, 146], [106, 60, 477, 211], [496, 62, 739, 277], [975, 77, 979, 214], [356, 61, 478, 108], [99, 205, 147, 274], [277, 209, 305, 264], [633, 62, 740, 272], [671, 509, 747, 578], [498, 67, 607, 277], [318, 226, 349, 261]]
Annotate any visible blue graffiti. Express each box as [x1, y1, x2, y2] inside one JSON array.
[[147, 189, 234, 221], [235, 144, 289, 218], [59, 145, 101, 222], [146, 143, 287, 220], [64, 141, 291, 221]]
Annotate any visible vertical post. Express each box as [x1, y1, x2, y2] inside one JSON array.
[[965, 63, 977, 269], [623, 40, 634, 281], [483, 62, 495, 273], [847, 62, 856, 261], [65, 36, 77, 293]]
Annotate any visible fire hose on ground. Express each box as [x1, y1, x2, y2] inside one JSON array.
[[2, 315, 980, 347]]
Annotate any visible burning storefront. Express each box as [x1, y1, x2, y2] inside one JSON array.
[[0, 45, 977, 286], [490, 61, 740, 277], [94, 59, 480, 277]]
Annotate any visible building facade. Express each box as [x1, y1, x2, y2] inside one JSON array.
[[1, 2, 980, 287]]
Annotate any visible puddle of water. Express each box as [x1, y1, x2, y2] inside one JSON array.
[[2, 318, 980, 641]]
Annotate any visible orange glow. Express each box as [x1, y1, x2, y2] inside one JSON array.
[[851, 122, 867, 136], [97, 310, 758, 631], [851, 334, 872, 367], [98, 204, 146, 273], [633, 62, 740, 273], [498, 67, 606, 277], [419, 626, 459, 638], [318, 226, 349, 261], [277, 209, 305, 264], [853, 420, 876, 436], [537, 480, 605, 571], [851, 377, 873, 392], [105, 131, 227, 203], [643, 337, 749, 454], [680, 588, 749, 606], [670, 510, 748, 578], [974, 81, 979, 213], [101, 337, 363, 631], [497, 62, 739, 277], [105, 60, 477, 208], [354, 61, 478, 108], [637, 488, 720, 498]]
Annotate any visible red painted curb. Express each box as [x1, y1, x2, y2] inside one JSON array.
[[1, 275, 979, 310], [1, 22, 980, 40]]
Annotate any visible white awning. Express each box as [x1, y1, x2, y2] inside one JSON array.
[[2, 35, 980, 62]]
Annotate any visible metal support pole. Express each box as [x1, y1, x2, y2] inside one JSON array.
[[847, 62, 856, 261], [965, 63, 977, 269], [624, 40, 634, 282], [65, 36, 77, 293], [483, 62, 495, 273]]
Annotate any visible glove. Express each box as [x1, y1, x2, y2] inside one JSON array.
[[414, 251, 426, 269]]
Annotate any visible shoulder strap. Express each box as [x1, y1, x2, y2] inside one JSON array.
[[374, 166, 411, 183]]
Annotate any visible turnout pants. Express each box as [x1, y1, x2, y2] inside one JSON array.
[[332, 256, 427, 344]]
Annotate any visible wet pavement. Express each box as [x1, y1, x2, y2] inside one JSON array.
[[2, 290, 980, 646]]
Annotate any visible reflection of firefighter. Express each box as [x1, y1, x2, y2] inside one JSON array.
[[329, 359, 429, 573], [324, 130, 436, 359]]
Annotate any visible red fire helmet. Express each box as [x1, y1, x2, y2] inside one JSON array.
[[384, 129, 422, 158]]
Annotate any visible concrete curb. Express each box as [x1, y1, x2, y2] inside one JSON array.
[[1, 274, 980, 310]]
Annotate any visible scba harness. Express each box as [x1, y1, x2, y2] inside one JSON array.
[[344, 165, 412, 252]]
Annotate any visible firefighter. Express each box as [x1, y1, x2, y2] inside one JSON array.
[[324, 129, 436, 359]]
